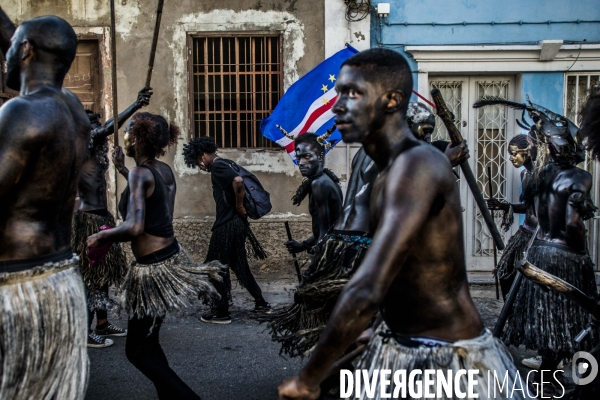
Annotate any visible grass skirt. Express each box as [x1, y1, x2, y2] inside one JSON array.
[[356, 322, 533, 399], [261, 232, 371, 358], [72, 210, 128, 311], [123, 244, 226, 319], [495, 225, 534, 299], [502, 241, 598, 358], [0, 256, 88, 399]]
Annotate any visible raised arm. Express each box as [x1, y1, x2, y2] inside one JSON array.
[[91, 87, 152, 141], [0, 7, 16, 57], [279, 149, 445, 399], [86, 166, 152, 246]]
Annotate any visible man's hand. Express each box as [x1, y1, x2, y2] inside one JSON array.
[[444, 140, 469, 167], [285, 240, 307, 254], [112, 146, 128, 176], [136, 87, 153, 107], [356, 327, 374, 345], [278, 376, 320, 400], [487, 198, 509, 212], [236, 204, 247, 217]]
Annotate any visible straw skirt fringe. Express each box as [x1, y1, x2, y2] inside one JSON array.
[[0, 257, 89, 400], [123, 245, 226, 319], [356, 323, 533, 400]]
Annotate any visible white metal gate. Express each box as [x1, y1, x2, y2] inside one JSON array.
[[429, 76, 518, 271], [565, 73, 600, 271]]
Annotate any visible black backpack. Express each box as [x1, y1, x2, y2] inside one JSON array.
[[217, 159, 272, 220]]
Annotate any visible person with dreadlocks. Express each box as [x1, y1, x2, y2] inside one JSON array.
[[497, 102, 598, 395], [87, 113, 225, 399], [285, 133, 344, 255], [182, 136, 271, 324], [278, 48, 529, 400], [487, 134, 538, 301], [74, 87, 152, 349]]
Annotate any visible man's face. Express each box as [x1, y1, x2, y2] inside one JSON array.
[[123, 131, 135, 157], [196, 154, 209, 172], [411, 118, 435, 143], [295, 143, 323, 177], [508, 145, 528, 168], [5, 27, 25, 91], [333, 65, 382, 144]]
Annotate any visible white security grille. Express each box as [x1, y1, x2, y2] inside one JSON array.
[[566, 73, 600, 270], [429, 81, 462, 142], [473, 81, 510, 256]]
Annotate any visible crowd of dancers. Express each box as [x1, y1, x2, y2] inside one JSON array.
[[1, 8, 600, 400]]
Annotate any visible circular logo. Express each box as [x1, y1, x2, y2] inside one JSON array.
[[572, 351, 599, 386]]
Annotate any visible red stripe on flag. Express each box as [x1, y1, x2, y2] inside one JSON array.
[[297, 96, 337, 135]]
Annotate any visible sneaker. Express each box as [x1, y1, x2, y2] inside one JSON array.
[[522, 356, 542, 369], [253, 302, 272, 314], [522, 355, 564, 370], [200, 311, 232, 324], [95, 322, 127, 337], [87, 332, 114, 348]]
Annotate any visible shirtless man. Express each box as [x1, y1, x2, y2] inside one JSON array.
[[0, 15, 90, 399], [74, 88, 151, 348], [285, 133, 344, 254], [502, 109, 598, 393], [278, 48, 527, 400]]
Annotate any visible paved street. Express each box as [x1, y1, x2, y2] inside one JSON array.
[[86, 276, 532, 400]]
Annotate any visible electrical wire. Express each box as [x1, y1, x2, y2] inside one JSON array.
[[345, 0, 373, 22]]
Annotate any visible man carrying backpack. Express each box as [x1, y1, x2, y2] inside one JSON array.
[[183, 136, 271, 324]]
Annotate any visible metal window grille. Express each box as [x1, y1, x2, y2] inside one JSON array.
[[189, 34, 282, 148], [565, 73, 600, 271], [473, 81, 510, 256]]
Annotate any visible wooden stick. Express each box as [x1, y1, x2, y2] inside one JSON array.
[[487, 166, 500, 300], [145, 0, 165, 88], [109, 0, 119, 146]]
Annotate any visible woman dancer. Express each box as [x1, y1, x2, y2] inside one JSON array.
[[87, 112, 224, 399]]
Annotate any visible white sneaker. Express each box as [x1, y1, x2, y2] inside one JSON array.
[[87, 332, 114, 348], [522, 355, 564, 369], [522, 356, 542, 369]]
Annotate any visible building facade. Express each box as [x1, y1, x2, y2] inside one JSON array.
[[370, 0, 600, 271], [1, 0, 372, 270]]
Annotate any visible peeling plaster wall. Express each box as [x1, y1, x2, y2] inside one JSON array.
[[5, 0, 328, 267]]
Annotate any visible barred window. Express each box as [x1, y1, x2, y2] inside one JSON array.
[[189, 34, 282, 148]]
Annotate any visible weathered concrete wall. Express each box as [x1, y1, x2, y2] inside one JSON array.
[[4, 0, 333, 244]]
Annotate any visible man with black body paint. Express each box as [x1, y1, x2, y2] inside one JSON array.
[[278, 48, 527, 400]]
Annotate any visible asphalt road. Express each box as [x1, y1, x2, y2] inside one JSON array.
[[85, 279, 531, 400]]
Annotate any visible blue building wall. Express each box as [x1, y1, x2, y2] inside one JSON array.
[[372, 0, 600, 112]]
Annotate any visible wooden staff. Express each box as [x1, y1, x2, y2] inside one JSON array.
[[145, 0, 165, 88], [430, 89, 505, 250], [109, 0, 118, 145], [487, 166, 500, 300], [284, 221, 303, 283]]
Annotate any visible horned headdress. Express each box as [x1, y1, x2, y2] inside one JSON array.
[[276, 124, 337, 150]]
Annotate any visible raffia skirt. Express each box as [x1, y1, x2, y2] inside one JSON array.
[[122, 242, 226, 319], [261, 231, 371, 358], [0, 256, 88, 400], [72, 210, 128, 311], [356, 322, 533, 400], [502, 240, 598, 358]]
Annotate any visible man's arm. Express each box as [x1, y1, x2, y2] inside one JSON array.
[[0, 100, 34, 200], [87, 167, 151, 246], [565, 177, 593, 252], [0, 7, 16, 57], [232, 175, 247, 216], [279, 149, 445, 399], [91, 87, 152, 141]]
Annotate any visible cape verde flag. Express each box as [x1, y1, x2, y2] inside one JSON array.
[[260, 45, 359, 161]]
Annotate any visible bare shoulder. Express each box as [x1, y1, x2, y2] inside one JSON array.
[[389, 141, 452, 183], [556, 166, 592, 191], [311, 173, 339, 193]]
